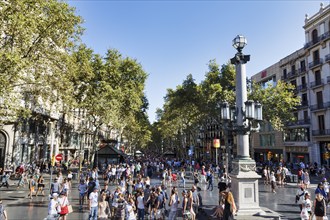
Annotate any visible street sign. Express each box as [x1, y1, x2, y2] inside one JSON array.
[[55, 154, 63, 161]]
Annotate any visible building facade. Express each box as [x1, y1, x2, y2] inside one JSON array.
[[251, 3, 330, 166]]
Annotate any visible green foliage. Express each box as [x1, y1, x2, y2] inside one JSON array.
[[0, 0, 83, 122], [249, 80, 301, 130]]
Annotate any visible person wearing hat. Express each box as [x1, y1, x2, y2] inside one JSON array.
[[89, 186, 99, 220], [58, 191, 70, 220], [315, 182, 327, 201], [296, 184, 307, 211], [47, 193, 60, 218], [0, 199, 8, 220]]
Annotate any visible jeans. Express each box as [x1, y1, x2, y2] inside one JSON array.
[[207, 181, 213, 191], [89, 206, 98, 220], [181, 177, 186, 187], [137, 208, 145, 220], [168, 210, 178, 220]]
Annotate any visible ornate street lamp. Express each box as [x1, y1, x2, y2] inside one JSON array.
[[220, 35, 264, 216]]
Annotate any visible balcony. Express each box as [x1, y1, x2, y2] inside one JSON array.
[[312, 129, 330, 136], [304, 37, 320, 49], [297, 84, 308, 92], [308, 58, 323, 69], [286, 118, 310, 126], [310, 79, 324, 89], [298, 67, 307, 75], [288, 69, 297, 79], [326, 54, 330, 63], [310, 102, 330, 111], [320, 31, 330, 41], [297, 100, 309, 109]]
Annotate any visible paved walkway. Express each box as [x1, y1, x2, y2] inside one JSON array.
[[1, 171, 330, 220]]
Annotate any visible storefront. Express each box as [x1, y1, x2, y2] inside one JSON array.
[[285, 146, 309, 164], [319, 142, 330, 166], [254, 148, 283, 163]]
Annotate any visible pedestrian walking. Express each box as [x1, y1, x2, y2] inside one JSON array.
[[168, 187, 179, 220], [179, 168, 185, 188], [28, 175, 36, 200], [207, 171, 214, 191], [58, 191, 70, 220], [98, 192, 110, 220], [50, 178, 60, 196], [136, 191, 145, 220], [191, 185, 199, 216], [36, 174, 45, 197], [300, 192, 312, 220], [222, 190, 237, 220], [296, 185, 307, 211], [78, 179, 88, 210], [47, 193, 60, 219], [270, 171, 276, 193], [0, 199, 8, 220], [0, 172, 9, 188], [88, 187, 99, 220], [126, 198, 136, 220], [313, 193, 327, 220]]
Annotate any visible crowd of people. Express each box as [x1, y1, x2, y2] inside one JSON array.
[[42, 158, 235, 220], [2, 157, 330, 220]]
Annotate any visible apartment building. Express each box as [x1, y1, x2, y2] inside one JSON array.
[[251, 3, 330, 166]]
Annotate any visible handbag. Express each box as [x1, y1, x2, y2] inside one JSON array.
[[67, 204, 73, 213], [300, 207, 308, 220], [60, 197, 69, 215]]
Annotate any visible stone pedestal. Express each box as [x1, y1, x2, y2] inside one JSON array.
[[230, 158, 265, 216]]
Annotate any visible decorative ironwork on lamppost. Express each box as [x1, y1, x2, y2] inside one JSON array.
[[220, 35, 264, 216]]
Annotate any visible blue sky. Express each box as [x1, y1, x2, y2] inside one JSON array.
[[67, 0, 325, 123]]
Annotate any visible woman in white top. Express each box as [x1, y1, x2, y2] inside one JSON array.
[[168, 187, 179, 220], [126, 198, 136, 220], [301, 192, 312, 220], [98, 193, 110, 220], [58, 192, 70, 220], [48, 193, 60, 217], [144, 176, 150, 186], [136, 191, 145, 220], [303, 170, 310, 189], [58, 192, 69, 220], [61, 178, 70, 195]]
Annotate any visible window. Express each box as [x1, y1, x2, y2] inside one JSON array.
[[313, 50, 320, 63], [260, 134, 275, 147], [300, 60, 306, 72], [283, 69, 287, 79], [301, 76, 306, 86], [290, 79, 297, 87], [291, 65, 296, 74], [318, 115, 325, 131], [303, 111, 308, 121], [312, 29, 318, 44], [293, 112, 298, 121], [315, 70, 321, 84], [302, 93, 308, 105], [317, 91, 323, 108], [284, 128, 310, 141]]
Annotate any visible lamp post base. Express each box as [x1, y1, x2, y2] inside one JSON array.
[[230, 158, 264, 216]]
